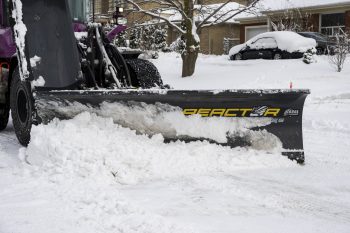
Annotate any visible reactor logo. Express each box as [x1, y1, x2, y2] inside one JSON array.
[[183, 107, 281, 117]]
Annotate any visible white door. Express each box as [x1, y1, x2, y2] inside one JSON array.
[[245, 26, 268, 41]]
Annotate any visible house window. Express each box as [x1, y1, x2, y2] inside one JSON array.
[[101, 0, 109, 14], [321, 13, 345, 36]]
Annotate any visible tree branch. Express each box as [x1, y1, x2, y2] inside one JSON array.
[[125, 0, 186, 34], [200, 0, 260, 29]]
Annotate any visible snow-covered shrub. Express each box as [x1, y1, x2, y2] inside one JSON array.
[[140, 25, 155, 51], [169, 36, 186, 54], [154, 26, 168, 51], [161, 46, 172, 53], [129, 27, 142, 49], [303, 48, 317, 64], [223, 38, 239, 55], [139, 25, 168, 52], [127, 25, 167, 58], [114, 30, 128, 47], [223, 38, 231, 55], [328, 31, 349, 72]]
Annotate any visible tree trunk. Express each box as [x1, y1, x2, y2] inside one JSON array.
[[181, 50, 198, 77], [181, 0, 199, 78]]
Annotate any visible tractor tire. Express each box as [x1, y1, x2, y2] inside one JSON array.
[[0, 101, 9, 131], [126, 59, 163, 88], [10, 68, 34, 146]]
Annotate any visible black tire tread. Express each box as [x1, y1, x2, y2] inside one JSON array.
[[10, 69, 34, 146], [0, 102, 9, 131], [125, 59, 163, 88]]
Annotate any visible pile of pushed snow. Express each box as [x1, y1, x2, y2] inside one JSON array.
[[26, 113, 296, 185], [229, 31, 316, 56], [38, 101, 281, 148]]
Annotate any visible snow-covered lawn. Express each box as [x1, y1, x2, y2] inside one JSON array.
[[1, 54, 350, 233]]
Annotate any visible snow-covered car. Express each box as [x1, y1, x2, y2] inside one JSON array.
[[229, 31, 316, 60], [298, 32, 336, 55]]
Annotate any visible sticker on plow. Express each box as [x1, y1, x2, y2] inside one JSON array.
[[183, 107, 281, 117]]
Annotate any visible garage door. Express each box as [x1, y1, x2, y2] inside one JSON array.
[[246, 26, 268, 41]]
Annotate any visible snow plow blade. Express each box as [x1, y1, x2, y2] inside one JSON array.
[[34, 89, 310, 164], [10, 0, 309, 164]]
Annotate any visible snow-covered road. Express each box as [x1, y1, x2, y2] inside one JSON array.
[[1, 54, 350, 233]]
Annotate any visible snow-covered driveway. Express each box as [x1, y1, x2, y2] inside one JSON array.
[[1, 54, 350, 233]]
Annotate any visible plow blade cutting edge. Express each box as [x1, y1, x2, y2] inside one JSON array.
[[34, 89, 309, 164]]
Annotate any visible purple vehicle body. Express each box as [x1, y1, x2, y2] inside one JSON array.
[[73, 22, 87, 32], [0, 0, 15, 58], [0, 27, 15, 58], [106, 25, 127, 43]]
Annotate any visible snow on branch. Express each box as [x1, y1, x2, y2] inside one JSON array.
[[198, 0, 260, 29], [124, 0, 186, 34], [125, 0, 260, 33]]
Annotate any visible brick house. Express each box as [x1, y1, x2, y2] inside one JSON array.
[[91, 0, 350, 55], [128, 0, 250, 55], [91, 0, 118, 23], [166, 0, 248, 55], [237, 0, 350, 43], [92, 0, 249, 55]]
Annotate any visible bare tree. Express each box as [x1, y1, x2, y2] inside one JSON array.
[[329, 30, 349, 72], [123, 0, 260, 77], [268, 8, 313, 32]]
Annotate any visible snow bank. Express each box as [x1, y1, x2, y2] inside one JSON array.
[[26, 112, 294, 185], [3, 54, 350, 233], [36, 100, 281, 150]]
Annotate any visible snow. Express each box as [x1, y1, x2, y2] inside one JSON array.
[[30, 55, 41, 67], [1, 53, 350, 233], [11, 0, 29, 80], [229, 31, 316, 57], [194, 2, 242, 24], [228, 43, 246, 57], [167, 2, 244, 24], [35, 100, 277, 146], [26, 112, 291, 185], [192, 18, 200, 43], [258, 0, 350, 12], [236, 0, 350, 21], [31, 75, 45, 89], [74, 32, 88, 40]]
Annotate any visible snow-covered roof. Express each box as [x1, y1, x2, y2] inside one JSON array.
[[259, 0, 350, 12], [194, 2, 242, 23], [236, 0, 350, 21], [166, 2, 246, 24]]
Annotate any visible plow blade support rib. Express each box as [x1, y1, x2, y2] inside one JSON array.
[[34, 89, 310, 163]]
